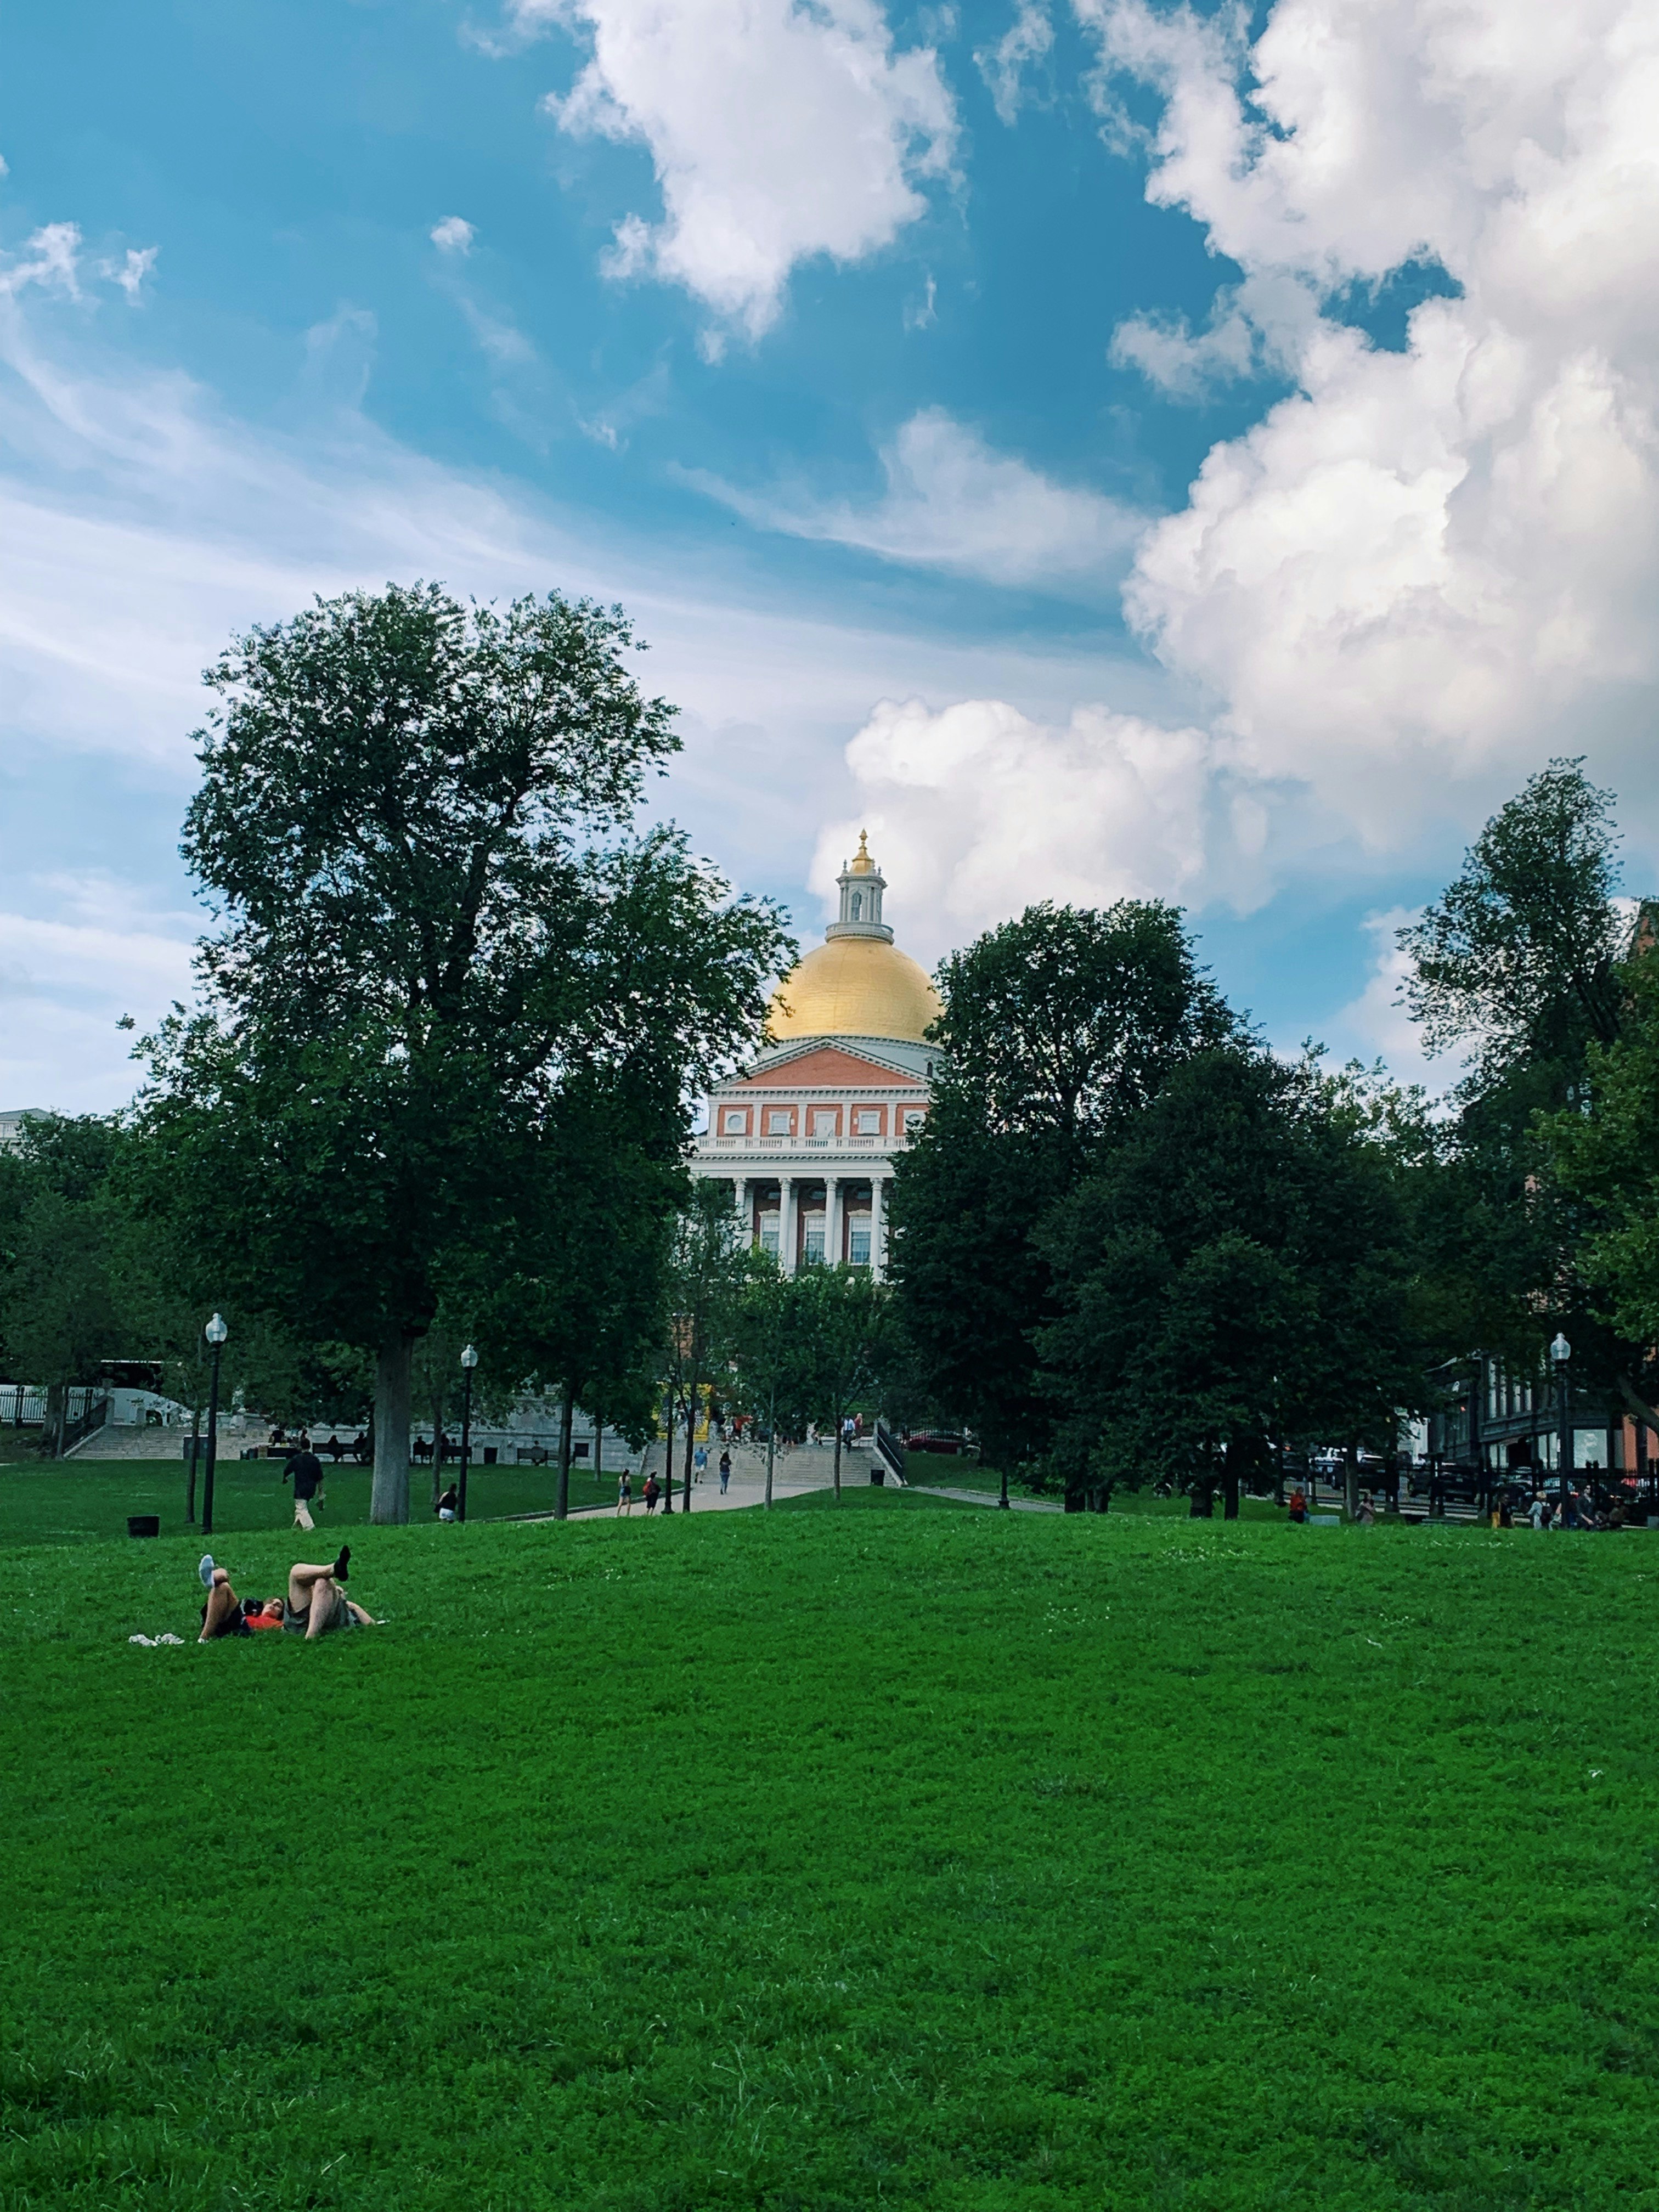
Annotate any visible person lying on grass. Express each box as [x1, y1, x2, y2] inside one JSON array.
[[197, 1550, 374, 1642]]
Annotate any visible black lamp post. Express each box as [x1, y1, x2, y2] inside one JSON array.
[[201, 1312, 228, 1537], [1551, 1331, 1572, 1523], [458, 1343, 478, 1523]]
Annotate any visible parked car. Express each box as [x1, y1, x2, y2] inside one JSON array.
[[905, 1430, 964, 1455]]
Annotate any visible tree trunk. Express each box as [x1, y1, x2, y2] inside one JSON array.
[[833, 1413, 842, 1503], [371, 1332, 414, 1524], [1344, 1443, 1361, 1521], [593, 1405, 603, 1496], [681, 1387, 696, 1512], [1222, 1444, 1240, 1520], [662, 1391, 675, 1514], [765, 1387, 776, 1509], [555, 1385, 573, 1521]]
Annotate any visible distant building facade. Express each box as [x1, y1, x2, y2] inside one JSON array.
[[689, 836, 940, 1279]]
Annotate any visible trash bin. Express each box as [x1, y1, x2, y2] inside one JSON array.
[[127, 1515, 161, 1539]]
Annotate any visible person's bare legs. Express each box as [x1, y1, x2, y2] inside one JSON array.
[[287, 1561, 340, 1638], [343, 1599, 375, 1626], [199, 1569, 242, 1642]]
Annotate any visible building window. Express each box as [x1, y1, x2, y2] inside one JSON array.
[[853, 1108, 882, 1135], [901, 1108, 925, 1134], [721, 1109, 747, 1135], [759, 1217, 780, 1256], [803, 1220, 826, 1263], [809, 1107, 837, 1137], [848, 1221, 871, 1265], [765, 1108, 792, 1135], [851, 891, 862, 919]]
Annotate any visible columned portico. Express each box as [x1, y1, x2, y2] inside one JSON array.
[[825, 1175, 842, 1266], [871, 1173, 889, 1283]]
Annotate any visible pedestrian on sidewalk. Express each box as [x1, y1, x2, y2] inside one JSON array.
[[617, 1469, 633, 1516], [693, 1443, 707, 1485], [718, 1449, 731, 1494], [643, 1471, 659, 1515]]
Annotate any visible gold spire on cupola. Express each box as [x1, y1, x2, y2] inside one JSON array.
[[849, 829, 874, 874]]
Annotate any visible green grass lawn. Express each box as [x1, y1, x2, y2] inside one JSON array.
[[0, 1454, 619, 1544], [7, 1493, 1659, 2210]]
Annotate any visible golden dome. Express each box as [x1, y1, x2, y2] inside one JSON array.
[[769, 934, 942, 1044]]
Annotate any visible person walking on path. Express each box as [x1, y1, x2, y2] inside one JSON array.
[[643, 1471, 659, 1515], [718, 1449, 731, 1495], [285, 1442, 325, 1531], [693, 1443, 707, 1486], [617, 1469, 633, 1516]]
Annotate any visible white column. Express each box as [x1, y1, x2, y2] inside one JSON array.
[[825, 1175, 842, 1267], [780, 1175, 797, 1276], [733, 1176, 749, 1243], [871, 1173, 888, 1282]]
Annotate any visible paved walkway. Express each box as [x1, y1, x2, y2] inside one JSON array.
[[561, 1441, 855, 1517], [917, 1486, 1063, 1514]]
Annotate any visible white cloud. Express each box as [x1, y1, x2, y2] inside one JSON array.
[[0, 223, 83, 301], [808, 695, 1244, 960], [527, 0, 957, 338], [687, 408, 1143, 589], [975, 0, 1053, 125], [1082, 0, 1659, 850], [105, 246, 157, 303], [0, 883, 198, 1117], [1322, 908, 1441, 1091], [431, 215, 477, 255], [0, 278, 1186, 1105]]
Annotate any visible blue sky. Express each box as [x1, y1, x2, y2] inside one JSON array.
[[3, 0, 1656, 1111]]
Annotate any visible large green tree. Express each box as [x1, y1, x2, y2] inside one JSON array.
[[0, 1117, 132, 1455], [133, 584, 790, 1522], [890, 901, 1235, 1473], [1538, 938, 1659, 1427], [1398, 758, 1626, 1101], [1397, 760, 1654, 1430], [1037, 1049, 1427, 1511]]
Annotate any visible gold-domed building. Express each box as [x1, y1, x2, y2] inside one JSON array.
[[691, 835, 939, 1278]]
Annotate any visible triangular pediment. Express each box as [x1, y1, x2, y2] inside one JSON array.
[[731, 1042, 921, 1090]]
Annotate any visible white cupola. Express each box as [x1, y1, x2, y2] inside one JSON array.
[[825, 831, 893, 943]]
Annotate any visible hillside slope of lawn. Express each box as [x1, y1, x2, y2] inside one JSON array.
[[7, 1501, 1659, 2209]]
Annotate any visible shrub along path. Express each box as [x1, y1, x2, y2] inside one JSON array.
[[5, 1502, 1659, 2209]]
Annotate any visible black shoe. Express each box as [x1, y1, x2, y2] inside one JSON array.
[[333, 1545, 351, 1581]]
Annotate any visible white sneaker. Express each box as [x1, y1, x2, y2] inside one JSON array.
[[198, 1554, 216, 1588]]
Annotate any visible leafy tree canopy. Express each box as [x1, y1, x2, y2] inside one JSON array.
[[1397, 759, 1625, 1099], [133, 583, 792, 1522], [891, 900, 1235, 1472]]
